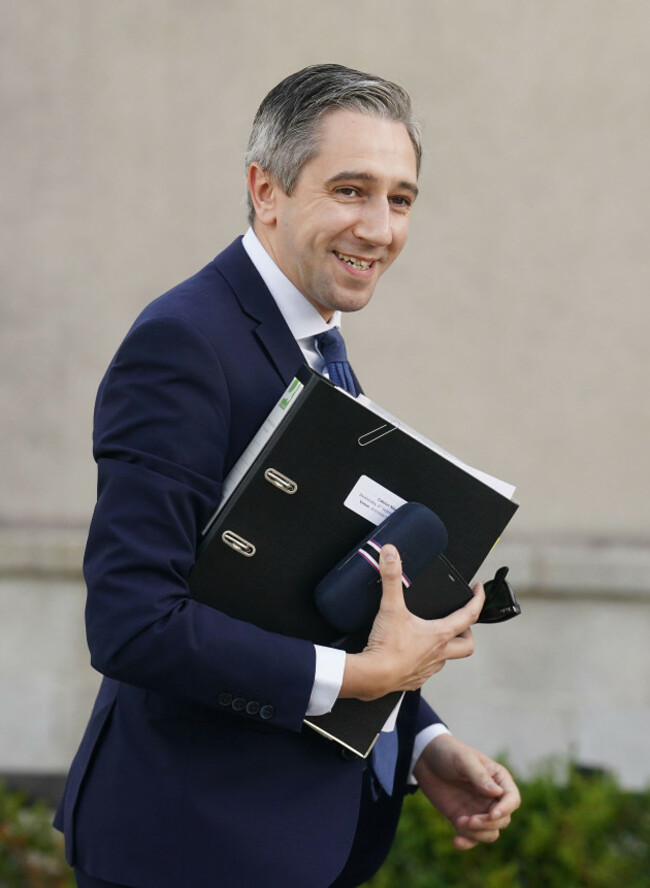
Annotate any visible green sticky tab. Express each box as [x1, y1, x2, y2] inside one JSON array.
[[279, 378, 302, 410]]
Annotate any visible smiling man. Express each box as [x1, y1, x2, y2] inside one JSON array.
[[55, 65, 519, 888], [249, 108, 418, 317]]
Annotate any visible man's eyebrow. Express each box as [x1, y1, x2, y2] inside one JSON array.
[[325, 170, 419, 198]]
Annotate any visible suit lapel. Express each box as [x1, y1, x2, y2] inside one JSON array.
[[214, 238, 305, 387]]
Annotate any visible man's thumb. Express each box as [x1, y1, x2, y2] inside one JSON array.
[[379, 545, 404, 602], [464, 758, 504, 797]]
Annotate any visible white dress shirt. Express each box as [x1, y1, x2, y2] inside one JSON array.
[[242, 228, 346, 717], [242, 229, 449, 771]]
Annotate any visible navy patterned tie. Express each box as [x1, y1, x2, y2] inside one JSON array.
[[314, 329, 362, 397], [315, 328, 397, 794], [371, 725, 398, 795]]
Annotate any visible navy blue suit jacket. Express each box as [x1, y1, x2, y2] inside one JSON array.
[[55, 238, 441, 888]]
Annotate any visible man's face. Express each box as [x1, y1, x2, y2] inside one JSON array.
[[252, 109, 419, 320]]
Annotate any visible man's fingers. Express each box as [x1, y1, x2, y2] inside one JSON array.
[[440, 629, 475, 660], [471, 763, 520, 819], [455, 813, 506, 845], [459, 811, 512, 831], [434, 583, 485, 639], [490, 796, 519, 819], [457, 827, 501, 846], [379, 551, 484, 632], [453, 835, 478, 850]]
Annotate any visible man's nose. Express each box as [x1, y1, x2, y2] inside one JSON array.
[[352, 199, 392, 246]]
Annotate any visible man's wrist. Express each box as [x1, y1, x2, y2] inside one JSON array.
[[408, 723, 452, 784], [340, 651, 392, 701]]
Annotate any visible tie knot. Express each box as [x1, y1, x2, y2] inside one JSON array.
[[315, 328, 348, 365]]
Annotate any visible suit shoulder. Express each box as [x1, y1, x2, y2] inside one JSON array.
[[135, 240, 246, 334]]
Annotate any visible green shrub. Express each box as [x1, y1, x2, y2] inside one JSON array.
[[0, 782, 74, 888], [365, 761, 650, 888]]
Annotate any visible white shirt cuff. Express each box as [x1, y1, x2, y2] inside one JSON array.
[[305, 645, 346, 716], [408, 723, 452, 784]]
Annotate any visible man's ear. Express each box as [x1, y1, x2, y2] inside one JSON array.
[[247, 164, 279, 225]]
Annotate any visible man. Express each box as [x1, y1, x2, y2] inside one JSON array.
[[56, 64, 520, 888]]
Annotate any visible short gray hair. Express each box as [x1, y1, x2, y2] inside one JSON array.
[[245, 64, 421, 224]]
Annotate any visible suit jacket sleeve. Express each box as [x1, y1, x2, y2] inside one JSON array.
[[84, 314, 316, 732], [416, 695, 445, 734]]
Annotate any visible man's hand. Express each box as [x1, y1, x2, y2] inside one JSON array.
[[413, 733, 521, 849], [341, 545, 484, 700]]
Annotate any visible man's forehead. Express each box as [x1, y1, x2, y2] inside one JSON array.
[[307, 109, 419, 180]]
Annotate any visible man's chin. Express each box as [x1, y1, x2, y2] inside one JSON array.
[[304, 272, 379, 317], [329, 280, 378, 314]]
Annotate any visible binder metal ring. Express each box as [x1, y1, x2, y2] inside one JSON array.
[[264, 468, 298, 494], [221, 530, 256, 557]]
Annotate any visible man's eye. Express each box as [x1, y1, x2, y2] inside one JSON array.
[[335, 187, 359, 197], [390, 196, 412, 208]]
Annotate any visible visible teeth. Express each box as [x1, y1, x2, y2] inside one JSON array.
[[335, 251, 373, 270]]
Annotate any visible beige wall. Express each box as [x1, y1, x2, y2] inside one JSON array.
[[2, 0, 649, 540], [2, 2, 649, 783]]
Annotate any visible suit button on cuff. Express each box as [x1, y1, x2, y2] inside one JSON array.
[[259, 705, 275, 720], [245, 701, 260, 716], [218, 693, 232, 707], [231, 697, 246, 712]]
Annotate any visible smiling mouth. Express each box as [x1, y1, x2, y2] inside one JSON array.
[[334, 251, 374, 270]]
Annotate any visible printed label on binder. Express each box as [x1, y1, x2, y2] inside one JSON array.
[[343, 475, 406, 525]]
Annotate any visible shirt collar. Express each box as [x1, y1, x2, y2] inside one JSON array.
[[242, 228, 341, 341]]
